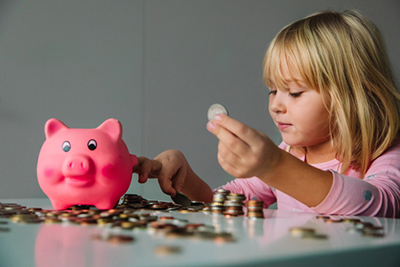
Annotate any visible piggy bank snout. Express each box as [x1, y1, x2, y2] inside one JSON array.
[[62, 154, 93, 176]]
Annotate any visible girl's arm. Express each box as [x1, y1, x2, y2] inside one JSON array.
[[312, 146, 400, 217]]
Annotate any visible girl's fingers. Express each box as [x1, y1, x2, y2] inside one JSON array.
[[218, 141, 241, 165], [171, 166, 187, 195], [134, 157, 162, 183], [210, 114, 261, 147], [132, 157, 147, 173], [157, 176, 175, 196], [157, 167, 179, 196], [134, 151, 188, 197], [208, 121, 250, 157], [157, 160, 184, 196], [133, 157, 150, 183], [217, 152, 239, 176]]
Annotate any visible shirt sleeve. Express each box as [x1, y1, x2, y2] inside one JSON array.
[[217, 177, 277, 209], [312, 144, 400, 218]]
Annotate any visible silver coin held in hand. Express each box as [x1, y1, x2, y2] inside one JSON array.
[[207, 103, 229, 121]]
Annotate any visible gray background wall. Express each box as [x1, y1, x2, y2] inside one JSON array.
[[0, 0, 399, 201]]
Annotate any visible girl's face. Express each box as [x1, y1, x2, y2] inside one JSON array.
[[268, 66, 331, 150]]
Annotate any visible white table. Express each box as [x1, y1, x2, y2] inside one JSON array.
[[1, 198, 400, 267]]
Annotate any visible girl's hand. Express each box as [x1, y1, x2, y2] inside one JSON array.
[[207, 114, 334, 207], [207, 114, 280, 179], [133, 150, 188, 196]]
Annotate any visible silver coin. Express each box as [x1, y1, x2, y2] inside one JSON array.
[[207, 103, 229, 121], [171, 192, 192, 207]]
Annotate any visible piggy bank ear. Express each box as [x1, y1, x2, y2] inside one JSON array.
[[45, 118, 69, 139], [97, 119, 122, 141]]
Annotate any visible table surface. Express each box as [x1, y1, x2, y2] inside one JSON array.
[[1, 198, 400, 267]]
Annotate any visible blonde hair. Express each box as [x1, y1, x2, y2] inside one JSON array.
[[263, 10, 400, 177]]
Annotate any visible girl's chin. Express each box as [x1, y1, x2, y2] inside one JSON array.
[[282, 140, 308, 149], [281, 137, 302, 147]]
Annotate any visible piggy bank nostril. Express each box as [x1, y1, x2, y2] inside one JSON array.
[[65, 156, 91, 174]]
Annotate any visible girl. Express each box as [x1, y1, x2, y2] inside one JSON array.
[[133, 10, 400, 218]]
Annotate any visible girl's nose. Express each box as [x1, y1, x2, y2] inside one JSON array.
[[269, 92, 286, 114]]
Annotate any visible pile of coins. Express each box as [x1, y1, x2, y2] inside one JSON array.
[[120, 194, 183, 211], [119, 194, 149, 209], [223, 193, 246, 217], [246, 200, 265, 219], [209, 189, 247, 217], [210, 189, 230, 214], [208, 190, 264, 218], [0, 195, 236, 245], [317, 215, 385, 238], [356, 223, 385, 237], [0, 197, 196, 227], [1, 197, 387, 250], [148, 219, 235, 243], [287, 215, 386, 240]]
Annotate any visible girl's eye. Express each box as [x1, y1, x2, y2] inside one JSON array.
[[268, 90, 277, 96], [289, 92, 303, 98]]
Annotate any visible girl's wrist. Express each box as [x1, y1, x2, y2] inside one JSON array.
[[257, 145, 285, 183]]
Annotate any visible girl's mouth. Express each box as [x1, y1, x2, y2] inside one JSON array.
[[277, 122, 292, 130]]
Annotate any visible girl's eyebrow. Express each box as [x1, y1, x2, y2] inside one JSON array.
[[284, 78, 308, 87], [267, 79, 276, 87], [284, 78, 301, 83]]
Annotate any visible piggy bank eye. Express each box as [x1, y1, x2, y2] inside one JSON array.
[[88, 139, 97, 151], [62, 141, 71, 152]]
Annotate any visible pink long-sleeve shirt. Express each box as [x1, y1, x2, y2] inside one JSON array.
[[218, 141, 400, 218]]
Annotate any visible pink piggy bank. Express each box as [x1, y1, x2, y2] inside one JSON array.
[[37, 118, 138, 210]]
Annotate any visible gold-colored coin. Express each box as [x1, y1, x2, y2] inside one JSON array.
[[362, 232, 385, 238], [214, 234, 236, 244], [10, 214, 38, 223], [302, 233, 328, 240], [178, 209, 198, 213], [159, 216, 175, 220], [246, 200, 264, 207], [324, 218, 343, 223], [97, 218, 113, 225], [289, 227, 315, 237], [44, 218, 62, 224], [107, 234, 135, 244], [341, 218, 361, 224], [154, 245, 181, 255], [28, 207, 43, 212]]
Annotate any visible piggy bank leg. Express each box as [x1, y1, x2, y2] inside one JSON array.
[[50, 200, 72, 210], [94, 199, 119, 210]]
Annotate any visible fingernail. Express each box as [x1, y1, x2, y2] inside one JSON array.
[[207, 121, 215, 130], [215, 114, 223, 121]]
